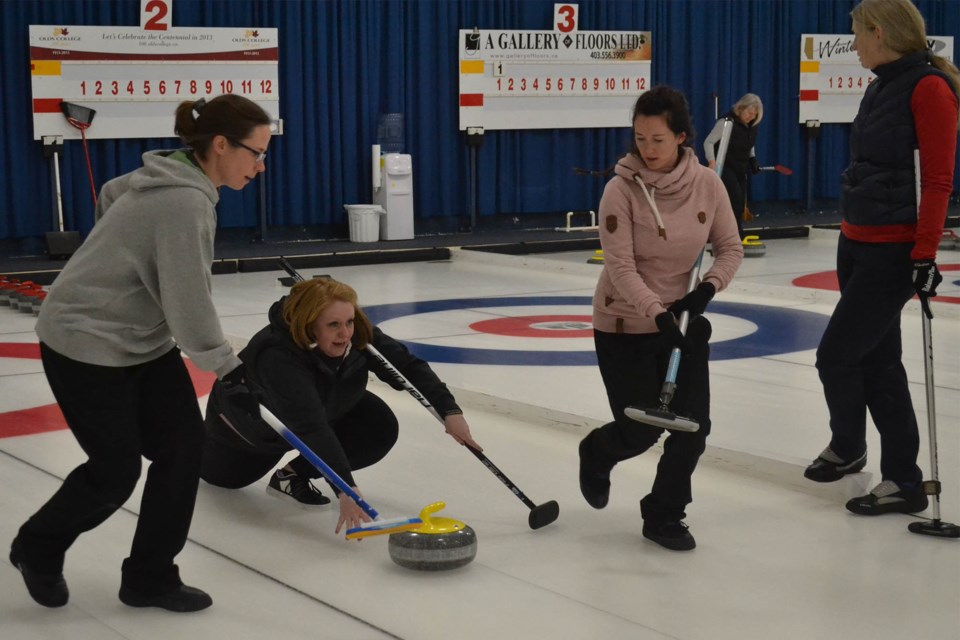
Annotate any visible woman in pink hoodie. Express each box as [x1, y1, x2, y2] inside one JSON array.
[[578, 86, 743, 551]]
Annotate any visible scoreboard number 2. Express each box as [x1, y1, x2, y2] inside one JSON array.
[[141, 0, 171, 31]]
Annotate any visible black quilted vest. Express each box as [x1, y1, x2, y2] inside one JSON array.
[[841, 51, 955, 226], [714, 111, 758, 174]]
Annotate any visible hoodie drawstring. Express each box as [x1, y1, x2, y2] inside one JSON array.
[[632, 174, 667, 239]]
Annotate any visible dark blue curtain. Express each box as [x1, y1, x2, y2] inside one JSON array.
[[2, 0, 958, 241]]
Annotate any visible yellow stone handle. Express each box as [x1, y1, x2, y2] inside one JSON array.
[[416, 501, 467, 534]]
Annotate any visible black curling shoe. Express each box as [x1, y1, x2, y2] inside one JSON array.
[[804, 447, 867, 483], [9, 538, 69, 608], [578, 433, 612, 509], [642, 521, 696, 551], [846, 480, 928, 516], [119, 584, 213, 612]]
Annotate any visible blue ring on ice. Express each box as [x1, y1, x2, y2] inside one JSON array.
[[363, 296, 829, 366]]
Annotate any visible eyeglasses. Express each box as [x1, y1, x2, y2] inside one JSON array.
[[228, 138, 267, 163]]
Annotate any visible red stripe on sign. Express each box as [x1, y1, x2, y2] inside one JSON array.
[[799, 89, 819, 101], [460, 93, 484, 107], [33, 98, 62, 113]]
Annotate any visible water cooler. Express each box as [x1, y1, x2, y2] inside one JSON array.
[[372, 151, 415, 240]]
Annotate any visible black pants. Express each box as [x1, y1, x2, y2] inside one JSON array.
[[201, 391, 399, 490], [17, 344, 204, 594], [816, 235, 921, 484], [590, 317, 712, 523], [720, 166, 748, 238]]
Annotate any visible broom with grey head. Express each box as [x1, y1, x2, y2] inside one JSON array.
[[623, 118, 733, 433]]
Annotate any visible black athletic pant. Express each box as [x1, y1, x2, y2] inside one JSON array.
[[815, 235, 921, 484], [200, 391, 399, 490], [17, 344, 204, 594], [720, 166, 748, 239], [590, 317, 712, 524]]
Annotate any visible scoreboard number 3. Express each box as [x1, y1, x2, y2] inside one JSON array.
[[141, 0, 171, 31], [554, 4, 577, 33]]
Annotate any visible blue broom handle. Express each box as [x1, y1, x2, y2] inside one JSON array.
[[259, 404, 380, 520]]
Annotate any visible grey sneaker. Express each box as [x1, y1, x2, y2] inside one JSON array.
[[267, 470, 331, 509], [846, 480, 928, 516], [804, 446, 867, 482]]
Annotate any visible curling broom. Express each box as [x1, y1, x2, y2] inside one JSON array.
[[256, 404, 422, 540], [623, 118, 735, 434], [276, 257, 559, 530]]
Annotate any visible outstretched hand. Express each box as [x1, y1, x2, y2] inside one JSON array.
[[335, 487, 372, 538], [444, 413, 482, 452]]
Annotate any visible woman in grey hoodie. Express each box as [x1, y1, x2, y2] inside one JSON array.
[[10, 94, 271, 612]]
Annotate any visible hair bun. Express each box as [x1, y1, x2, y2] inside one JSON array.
[[192, 97, 206, 118]]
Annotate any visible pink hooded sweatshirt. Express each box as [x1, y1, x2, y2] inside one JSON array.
[[592, 146, 744, 335]]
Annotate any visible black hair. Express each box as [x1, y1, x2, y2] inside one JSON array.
[[630, 85, 696, 150]]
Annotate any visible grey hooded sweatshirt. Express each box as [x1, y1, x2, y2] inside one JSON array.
[[36, 149, 241, 378]]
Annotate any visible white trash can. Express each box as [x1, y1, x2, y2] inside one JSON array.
[[344, 205, 384, 243]]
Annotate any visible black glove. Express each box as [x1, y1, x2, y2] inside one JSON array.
[[912, 260, 943, 319], [668, 282, 716, 318], [749, 157, 761, 175], [655, 312, 692, 353], [220, 363, 263, 421]]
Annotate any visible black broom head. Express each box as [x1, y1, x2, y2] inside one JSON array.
[[60, 101, 96, 126]]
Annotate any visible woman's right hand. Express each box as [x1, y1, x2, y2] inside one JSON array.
[[335, 487, 372, 537], [708, 160, 716, 170]]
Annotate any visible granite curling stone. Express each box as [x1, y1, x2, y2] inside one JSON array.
[[742, 235, 767, 257], [388, 502, 477, 571], [939, 230, 958, 251]]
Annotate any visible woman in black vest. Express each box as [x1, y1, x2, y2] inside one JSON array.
[[804, 0, 960, 517], [703, 93, 763, 239]]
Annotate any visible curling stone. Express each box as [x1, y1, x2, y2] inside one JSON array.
[[742, 235, 767, 257], [587, 249, 604, 264], [388, 502, 477, 571], [939, 230, 958, 251]]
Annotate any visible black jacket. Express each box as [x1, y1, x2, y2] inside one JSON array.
[[205, 297, 460, 484]]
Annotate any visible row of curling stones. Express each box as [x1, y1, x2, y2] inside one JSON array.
[[0, 278, 46, 315], [593, 237, 766, 262], [388, 502, 477, 571], [742, 235, 766, 257]]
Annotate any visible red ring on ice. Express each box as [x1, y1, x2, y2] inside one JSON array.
[[469, 315, 593, 338], [0, 343, 215, 439], [792, 264, 960, 304]]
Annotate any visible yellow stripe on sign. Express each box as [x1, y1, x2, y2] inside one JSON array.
[[460, 60, 484, 74], [799, 61, 819, 73], [31, 60, 62, 76]]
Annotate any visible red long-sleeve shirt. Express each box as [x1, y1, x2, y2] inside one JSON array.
[[841, 75, 958, 260]]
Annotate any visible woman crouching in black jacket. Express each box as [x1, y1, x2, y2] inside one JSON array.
[[201, 277, 481, 536]]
